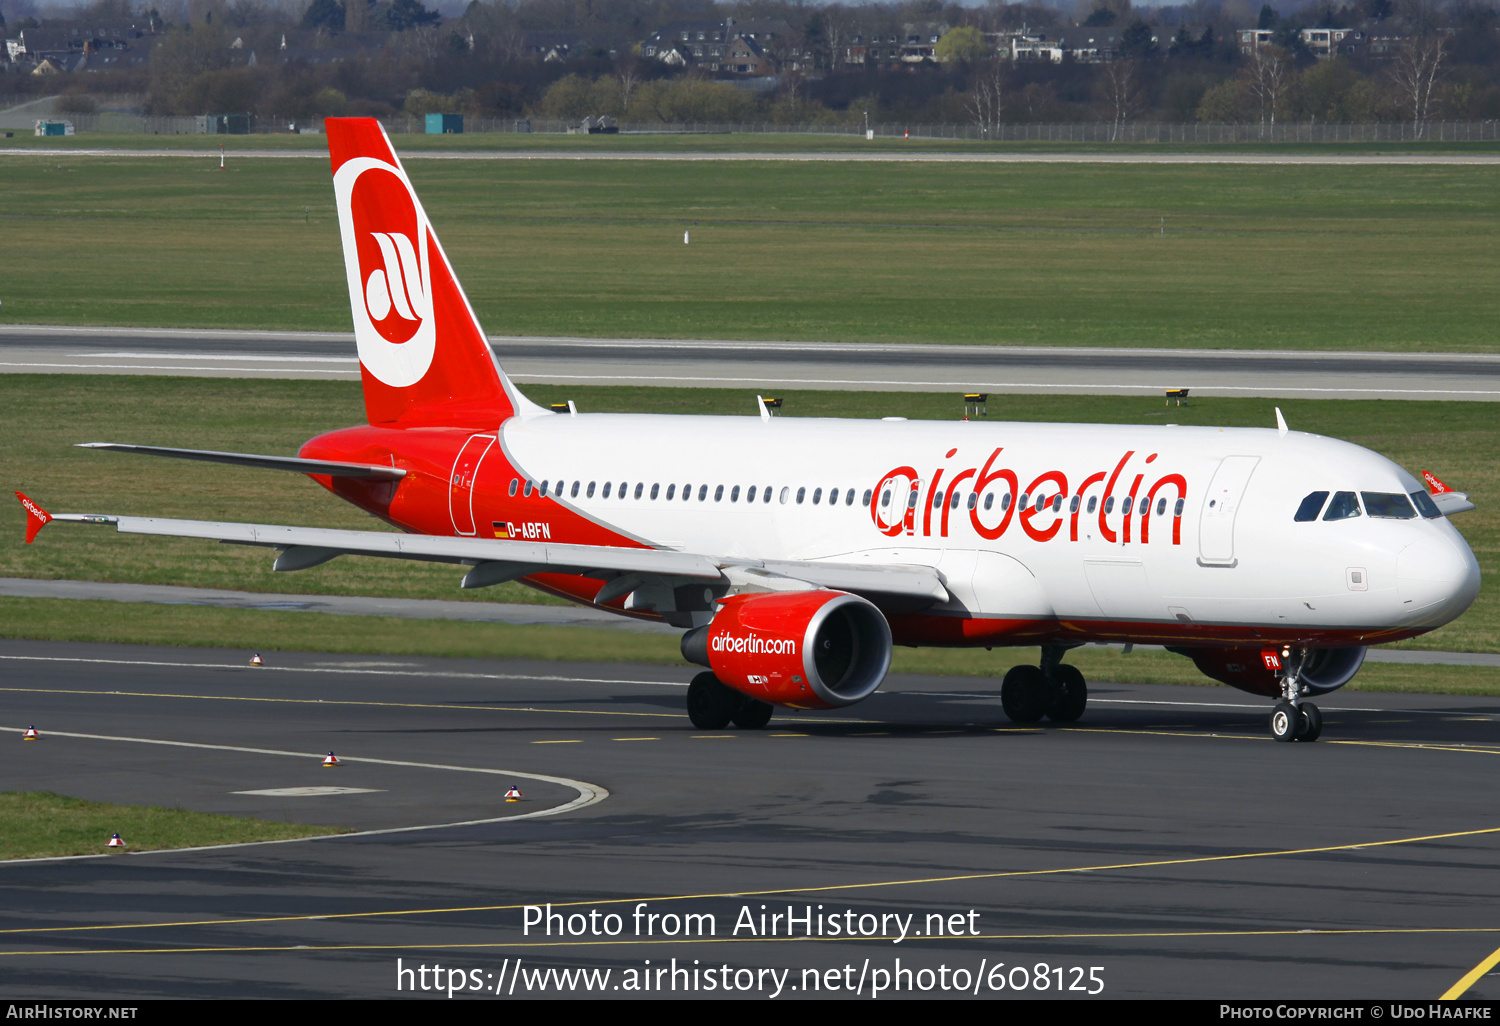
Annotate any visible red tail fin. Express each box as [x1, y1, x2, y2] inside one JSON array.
[[326, 118, 531, 427], [1422, 471, 1452, 494], [14, 492, 51, 544]]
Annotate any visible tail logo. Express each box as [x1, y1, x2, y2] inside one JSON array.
[[332, 157, 437, 388]]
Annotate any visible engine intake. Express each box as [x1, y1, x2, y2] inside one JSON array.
[[1171, 645, 1368, 697], [681, 590, 892, 709]]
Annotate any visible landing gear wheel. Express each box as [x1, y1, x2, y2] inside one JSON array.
[[1046, 665, 1088, 723], [687, 672, 737, 730], [1297, 702, 1323, 742], [1270, 700, 1299, 742], [732, 698, 773, 730], [1001, 665, 1050, 723]]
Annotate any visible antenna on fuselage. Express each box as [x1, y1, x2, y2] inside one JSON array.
[[1275, 407, 1289, 437]]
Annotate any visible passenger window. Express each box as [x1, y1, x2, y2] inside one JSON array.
[[1069, 496, 1080, 513], [931, 490, 943, 509], [634, 483, 644, 500], [620, 482, 628, 499], [880, 490, 890, 507], [698, 484, 708, 501], [813, 488, 823, 505], [1323, 491, 1361, 521], [764, 486, 773, 504], [1410, 490, 1442, 519], [683, 484, 692, 501], [650, 483, 659, 500], [798, 487, 807, 505], [1121, 497, 1133, 515], [864, 489, 874, 507], [1019, 493, 1029, 510], [950, 491, 961, 510], [1087, 496, 1098, 514], [905, 489, 917, 509], [1104, 496, 1115, 514], [967, 493, 978, 511], [541, 480, 549, 495], [782, 487, 791, 504], [731, 485, 740, 502], [746, 486, 756, 503], [1174, 498, 1184, 516], [1156, 497, 1166, 516], [1294, 491, 1329, 522], [586, 481, 596, 498], [1052, 495, 1063, 512], [571, 481, 580, 498], [602, 482, 612, 499], [509, 478, 519, 497], [1362, 492, 1416, 519], [1035, 494, 1047, 512], [846, 489, 856, 506], [983, 494, 994, 511], [714, 485, 724, 502], [1000, 493, 1010, 511]]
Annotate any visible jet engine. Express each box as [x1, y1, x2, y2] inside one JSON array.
[[1172, 645, 1368, 697], [681, 590, 892, 709]]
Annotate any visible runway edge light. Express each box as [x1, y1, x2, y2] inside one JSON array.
[[22, 726, 37, 740], [106, 833, 125, 849], [250, 653, 263, 666], [323, 752, 339, 767], [505, 786, 523, 802]]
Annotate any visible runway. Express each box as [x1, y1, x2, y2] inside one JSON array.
[[4, 638, 1500, 999], [4, 147, 1500, 165], [6, 325, 1500, 401]]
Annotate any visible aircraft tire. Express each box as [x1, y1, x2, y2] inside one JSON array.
[[1298, 702, 1323, 742], [732, 698, 774, 730], [1046, 665, 1088, 723], [687, 672, 737, 730], [1270, 700, 1299, 742], [1001, 665, 1050, 723]]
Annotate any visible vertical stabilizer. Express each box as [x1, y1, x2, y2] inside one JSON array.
[[326, 118, 535, 426]]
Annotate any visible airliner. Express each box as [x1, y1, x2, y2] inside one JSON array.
[[15, 118, 1481, 742]]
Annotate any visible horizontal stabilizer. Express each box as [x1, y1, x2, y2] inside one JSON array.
[[77, 444, 406, 480]]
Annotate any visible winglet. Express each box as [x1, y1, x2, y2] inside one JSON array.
[[1422, 471, 1452, 494], [14, 492, 52, 544]]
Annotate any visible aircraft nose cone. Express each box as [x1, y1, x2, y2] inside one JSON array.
[[1396, 532, 1481, 626]]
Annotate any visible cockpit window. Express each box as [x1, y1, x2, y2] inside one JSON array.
[[1362, 492, 1416, 519], [1294, 491, 1329, 522], [1322, 491, 1361, 521], [1410, 490, 1443, 519]]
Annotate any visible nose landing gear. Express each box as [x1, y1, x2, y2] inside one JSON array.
[[1270, 647, 1322, 742]]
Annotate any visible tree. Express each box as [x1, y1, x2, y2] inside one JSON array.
[[1097, 59, 1144, 140], [935, 26, 990, 66], [1244, 43, 1291, 128], [1389, 35, 1444, 136], [1196, 77, 1250, 121], [965, 58, 1007, 136], [1119, 20, 1157, 59], [301, 0, 344, 31], [1257, 4, 1277, 29], [1084, 6, 1118, 28], [386, 0, 440, 32]]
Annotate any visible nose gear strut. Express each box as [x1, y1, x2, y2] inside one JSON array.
[[1270, 645, 1322, 743]]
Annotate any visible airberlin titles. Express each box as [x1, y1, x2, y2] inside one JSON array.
[[874, 447, 1188, 546]]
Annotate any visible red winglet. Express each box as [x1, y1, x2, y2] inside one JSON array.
[[1421, 471, 1452, 495], [14, 492, 52, 544]]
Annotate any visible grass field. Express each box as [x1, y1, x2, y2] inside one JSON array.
[[0, 790, 340, 860], [1, 153, 1496, 350], [3, 374, 1494, 653]]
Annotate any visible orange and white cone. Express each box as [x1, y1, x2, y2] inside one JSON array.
[[22, 726, 37, 741], [322, 752, 339, 767], [107, 833, 125, 848], [250, 653, 263, 666], [504, 786, 523, 802]]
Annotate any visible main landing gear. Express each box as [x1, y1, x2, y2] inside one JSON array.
[[686, 672, 774, 730], [1000, 646, 1087, 725], [1270, 647, 1323, 743]]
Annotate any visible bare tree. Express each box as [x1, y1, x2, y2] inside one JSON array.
[[617, 60, 642, 113], [966, 58, 1007, 137], [1243, 44, 1290, 131], [1097, 59, 1143, 141], [1389, 35, 1445, 138]]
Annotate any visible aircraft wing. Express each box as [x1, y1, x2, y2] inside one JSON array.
[[23, 503, 948, 606], [75, 444, 406, 481]]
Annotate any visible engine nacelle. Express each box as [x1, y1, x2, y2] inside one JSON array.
[[681, 590, 892, 709], [1173, 645, 1368, 697]]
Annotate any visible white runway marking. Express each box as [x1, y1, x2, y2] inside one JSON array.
[[0, 722, 610, 863], [232, 786, 384, 796]]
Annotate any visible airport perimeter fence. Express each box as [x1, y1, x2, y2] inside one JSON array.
[[13, 110, 1500, 142]]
